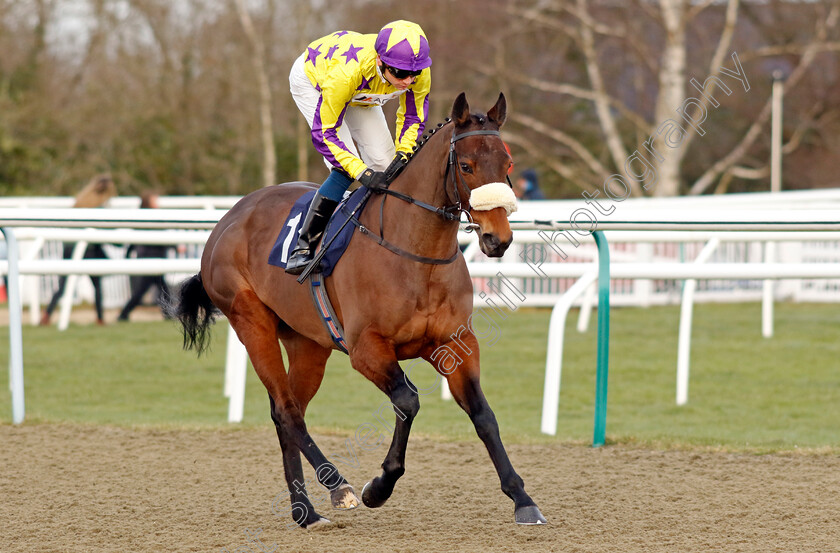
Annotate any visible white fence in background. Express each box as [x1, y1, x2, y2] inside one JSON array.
[[8, 228, 840, 319], [467, 231, 840, 306], [1, 190, 839, 427], [4, 191, 840, 311], [3, 228, 208, 329], [0, 196, 242, 210]]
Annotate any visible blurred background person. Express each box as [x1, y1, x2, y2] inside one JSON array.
[[117, 191, 173, 321], [40, 174, 117, 326], [514, 168, 546, 200]]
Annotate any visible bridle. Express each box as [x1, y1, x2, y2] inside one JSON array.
[[444, 128, 508, 231], [359, 122, 509, 264]]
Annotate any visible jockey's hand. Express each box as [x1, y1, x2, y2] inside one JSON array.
[[358, 168, 388, 190], [384, 152, 409, 183]]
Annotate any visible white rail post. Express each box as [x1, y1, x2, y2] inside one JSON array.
[[676, 237, 720, 406], [21, 237, 46, 326], [576, 281, 596, 333], [226, 322, 248, 423], [440, 378, 452, 400], [762, 241, 776, 338], [541, 271, 598, 435], [57, 241, 88, 331], [2, 229, 25, 423], [574, 248, 599, 333], [635, 242, 654, 307], [764, 70, 783, 339]]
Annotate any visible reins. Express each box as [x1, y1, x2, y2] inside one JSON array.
[[362, 121, 504, 264]]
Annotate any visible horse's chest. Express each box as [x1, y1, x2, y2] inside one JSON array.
[[393, 298, 463, 346], [337, 266, 471, 349]]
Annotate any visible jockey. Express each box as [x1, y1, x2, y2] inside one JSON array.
[[285, 20, 432, 274]]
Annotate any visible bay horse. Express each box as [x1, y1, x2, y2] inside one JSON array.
[[175, 92, 546, 527]]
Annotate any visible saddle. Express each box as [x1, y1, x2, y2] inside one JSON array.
[[268, 187, 371, 277], [268, 188, 372, 353]]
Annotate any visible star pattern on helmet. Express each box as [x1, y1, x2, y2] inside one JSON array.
[[341, 44, 363, 64], [324, 44, 339, 60], [306, 44, 322, 65], [333, 30, 349, 37]]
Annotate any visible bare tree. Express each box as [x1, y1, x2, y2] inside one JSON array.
[[290, 1, 317, 183], [689, 1, 840, 194], [232, 0, 276, 188], [5, 0, 840, 196], [500, 0, 840, 196]]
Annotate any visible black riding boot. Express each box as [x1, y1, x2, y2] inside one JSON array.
[[285, 192, 340, 275]]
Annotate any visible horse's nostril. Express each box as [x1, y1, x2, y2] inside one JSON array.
[[482, 233, 500, 249]]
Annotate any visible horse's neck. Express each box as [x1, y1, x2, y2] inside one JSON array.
[[367, 138, 459, 259]]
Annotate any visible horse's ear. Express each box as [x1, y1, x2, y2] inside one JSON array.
[[451, 92, 470, 126], [487, 92, 507, 127]]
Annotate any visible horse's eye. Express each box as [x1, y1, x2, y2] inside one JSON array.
[[460, 163, 473, 174]]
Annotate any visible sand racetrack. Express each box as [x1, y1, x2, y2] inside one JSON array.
[[1, 424, 838, 553]]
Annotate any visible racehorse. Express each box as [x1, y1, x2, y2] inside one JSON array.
[[174, 92, 547, 527]]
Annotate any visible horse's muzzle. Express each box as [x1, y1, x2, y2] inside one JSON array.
[[479, 232, 512, 258]]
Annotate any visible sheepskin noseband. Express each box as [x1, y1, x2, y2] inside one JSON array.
[[469, 182, 518, 216]]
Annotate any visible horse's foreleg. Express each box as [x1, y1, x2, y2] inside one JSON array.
[[441, 340, 547, 525], [228, 290, 351, 527], [350, 334, 420, 508], [360, 378, 419, 508]]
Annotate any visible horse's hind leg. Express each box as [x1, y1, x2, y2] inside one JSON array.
[[267, 394, 324, 527], [227, 290, 351, 528], [283, 332, 360, 510], [349, 332, 420, 509]]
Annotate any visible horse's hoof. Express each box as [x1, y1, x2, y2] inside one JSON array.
[[303, 516, 331, 529], [515, 505, 548, 525], [361, 481, 386, 508], [331, 483, 360, 510]]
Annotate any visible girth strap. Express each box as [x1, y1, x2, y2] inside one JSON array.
[[309, 272, 349, 353]]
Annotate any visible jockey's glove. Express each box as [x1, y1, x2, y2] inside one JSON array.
[[358, 168, 389, 190], [383, 152, 409, 183]]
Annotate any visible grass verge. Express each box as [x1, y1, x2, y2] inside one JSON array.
[[1, 303, 837, 452]]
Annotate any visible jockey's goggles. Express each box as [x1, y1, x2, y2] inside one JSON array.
[[384, 64, 422, 79]]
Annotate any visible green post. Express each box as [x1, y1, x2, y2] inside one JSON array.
[[592, 231, 610, 447]]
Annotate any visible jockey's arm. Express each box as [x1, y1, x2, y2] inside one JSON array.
[[394, 70, 431, 157], [312, 72, 368, 179]]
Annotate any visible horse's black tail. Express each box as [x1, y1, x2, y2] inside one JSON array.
[[170, 273, 219, 356]]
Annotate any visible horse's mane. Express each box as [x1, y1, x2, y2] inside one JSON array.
[[403, 108, 497, 170], [402, 117, 452, 168]]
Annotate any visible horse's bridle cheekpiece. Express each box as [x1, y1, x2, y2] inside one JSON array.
[[445, 128, 510, 231]]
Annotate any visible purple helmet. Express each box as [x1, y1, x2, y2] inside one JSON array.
[[374, 20, 432, 72]]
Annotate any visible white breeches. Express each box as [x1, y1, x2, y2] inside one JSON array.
[[289, 54, 395, 173]]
